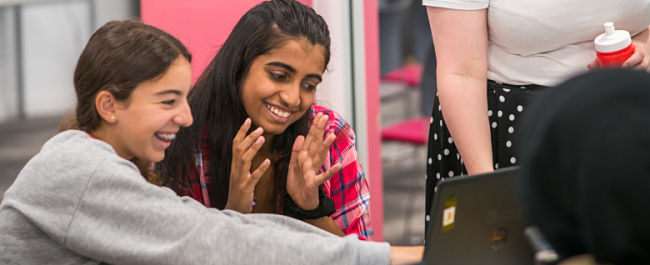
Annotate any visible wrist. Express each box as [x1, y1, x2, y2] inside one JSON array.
[[465, 157, 494, 175], [293, 194, 318, 210], [224, 198, 252, 213], [468, 166, 494, 175], [283, 185, 335, 220]]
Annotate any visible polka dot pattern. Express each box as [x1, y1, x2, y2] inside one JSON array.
[[424, 80, 545, 239]]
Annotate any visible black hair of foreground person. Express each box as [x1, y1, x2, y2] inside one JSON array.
[[519, 69, 650, 265]]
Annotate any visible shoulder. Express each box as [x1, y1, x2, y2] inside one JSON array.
[[29, 130, 114, 171], [12, 130, 140, 192], [422, 0, 488, 10], [3, 130, 141, 210], [311, 105, 351, 136], [45, 130, 132, 168]]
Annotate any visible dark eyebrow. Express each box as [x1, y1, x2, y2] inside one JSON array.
[[267, 62, 296, 73], [305, 74, 322, 82], [266, 62, 322, 81], [154, 89, 182, 96]]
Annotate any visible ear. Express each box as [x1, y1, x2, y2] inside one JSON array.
[[95, 90, 119, 123]]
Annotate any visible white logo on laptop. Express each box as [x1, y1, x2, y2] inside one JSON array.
[[442, 206, 456, 227]]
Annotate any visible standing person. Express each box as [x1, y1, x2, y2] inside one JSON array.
[[422, 0, 650, 235], [0, 19, 423, 265], [158, 0, 372, 239]]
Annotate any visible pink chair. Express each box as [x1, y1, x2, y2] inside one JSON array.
[[381, 116, 429, 146], [381, 64, 429, 147], [381, 64, 423, 87]]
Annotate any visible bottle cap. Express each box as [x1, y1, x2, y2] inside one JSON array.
[[594, 22, 632, 53]]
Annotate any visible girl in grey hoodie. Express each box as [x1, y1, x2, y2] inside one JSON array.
[[0, 19, 422, 265]]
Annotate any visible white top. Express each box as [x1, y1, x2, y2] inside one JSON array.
[[423, 0, 650, 86]]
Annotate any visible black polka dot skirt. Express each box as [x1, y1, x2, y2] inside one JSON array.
[[424, 80, 546, 239]]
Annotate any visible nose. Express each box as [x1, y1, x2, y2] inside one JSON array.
[[279, 83, 301, 109], [174, 100, 193, 127]]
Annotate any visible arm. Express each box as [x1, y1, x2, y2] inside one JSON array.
[[390, 246, 425, 265], [304, 131, 369, 238], [307, 106, 371, 239], [305, 216, 345, 236], [427, 6, 492, 175], [324, 115, 372, 239], [65, 160, 388, 265]]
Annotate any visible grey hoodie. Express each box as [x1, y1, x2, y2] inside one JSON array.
[[0, 130, 389, 265]]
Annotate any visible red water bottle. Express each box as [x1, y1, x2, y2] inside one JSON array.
[[594, 22, 635, 68]]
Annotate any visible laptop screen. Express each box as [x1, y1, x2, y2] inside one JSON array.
[[421, 167, 534, 265]]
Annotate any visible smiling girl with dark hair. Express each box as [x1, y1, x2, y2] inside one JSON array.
[[0, 17, 425, 265], [158, 0, 372, 239]]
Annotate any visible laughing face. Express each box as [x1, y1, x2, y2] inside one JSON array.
[[109, 56, 193, 162], [240, 39, 326, 137]]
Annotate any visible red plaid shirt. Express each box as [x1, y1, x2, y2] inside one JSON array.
[[180, 105, 372, 239]]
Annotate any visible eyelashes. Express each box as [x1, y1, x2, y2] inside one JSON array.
[[268, 71, 318, 92]]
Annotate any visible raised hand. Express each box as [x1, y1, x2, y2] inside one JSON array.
[[286, 113, 342, 210], [225, 118, 270, 213]]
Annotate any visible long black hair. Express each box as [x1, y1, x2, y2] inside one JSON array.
[[158, 0, 331, 210]]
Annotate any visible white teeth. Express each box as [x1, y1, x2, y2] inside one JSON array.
[[155, 132, 176, 141], [266, 104, 290, 118]]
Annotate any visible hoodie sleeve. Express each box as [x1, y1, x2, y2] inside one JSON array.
[[63, 157, 390, 265]]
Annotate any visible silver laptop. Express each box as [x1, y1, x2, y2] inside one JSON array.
[[421, 167, 534, 265]]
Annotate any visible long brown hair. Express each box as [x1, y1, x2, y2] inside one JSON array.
[[73, 20, 191, 131], [63, 20, 191, 180]]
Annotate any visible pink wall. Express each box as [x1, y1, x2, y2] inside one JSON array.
[[363, 0, 383, 242], [141, 0, 311, 83]]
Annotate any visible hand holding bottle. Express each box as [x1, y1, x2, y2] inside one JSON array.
[[622, 25, 650, 71], [594, 22, 634, 68], [589, 23, 650, 71]]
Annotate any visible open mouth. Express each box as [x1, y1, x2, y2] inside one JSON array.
[[154, 132, 176, 143], [265, 104, 290, 118]]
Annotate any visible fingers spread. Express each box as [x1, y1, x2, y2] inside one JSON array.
[[237, 126, 264, 154], [292, 135, 305, 153], [323, 133, 336, 149], [250, 159, 271, 183], [315, 163, 342, 185], [302, 113, 322, 152], [298, 150, 313, 175], [290, 135, 305, 170], [233, 118, 252, 145], [241, 136, 265, 163]]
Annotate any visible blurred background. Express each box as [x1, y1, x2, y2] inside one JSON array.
[[0, 0, 433, 246]]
